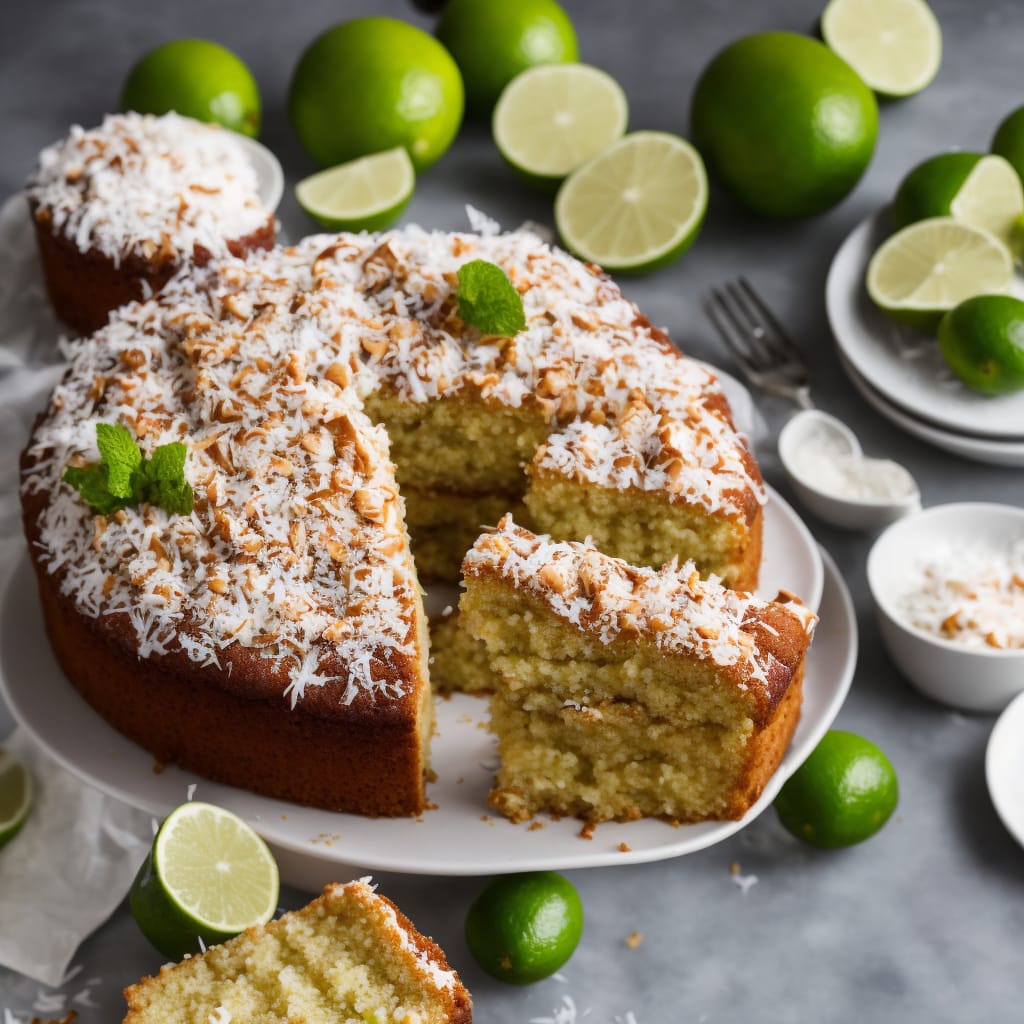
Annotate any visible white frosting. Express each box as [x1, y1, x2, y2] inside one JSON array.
[[26, 112, 269, 266]]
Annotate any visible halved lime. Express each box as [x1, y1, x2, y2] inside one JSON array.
[[493, 63, 628, 186], [296, 147, 415, 232], [554, 131, 707, 273], [866, 218, 1014, 331], [129, 801, 279, 961], [821, 0, 942, 99], [894, 152, 1024, 250], [0, 749, 31, 850]]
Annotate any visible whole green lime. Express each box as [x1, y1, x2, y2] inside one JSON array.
[[690, 32, 878, 218], [465, 871, 583, 984], [121, 39, 261, 138], [289, 17, 464, 171], [992, 106, 1024, 186], [437, 0, 578, 115], [938, 294, 1024, 396], [774, 730, 898, 848]]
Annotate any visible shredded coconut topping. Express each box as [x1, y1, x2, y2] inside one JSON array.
[[464, 516, 817, 694], [26, 112, 269, 266], [24, 225, 765, 704]]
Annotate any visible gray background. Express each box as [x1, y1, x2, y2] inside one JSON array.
[[1, 0, 1022, 1021]]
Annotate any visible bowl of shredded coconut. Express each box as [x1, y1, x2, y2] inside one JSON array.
[[867, 503, 1024, 712]]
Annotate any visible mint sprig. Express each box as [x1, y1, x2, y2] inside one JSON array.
[[456, 259, 527, 337], [63, 422, 194, 516]]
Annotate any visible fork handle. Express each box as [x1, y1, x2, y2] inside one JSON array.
[[793, 386, 814, 411]]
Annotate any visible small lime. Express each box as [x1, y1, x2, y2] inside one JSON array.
[[0, 749, 31, 850], [465, 871, 583, 984], [820, 0, 942, 99], [437, 0, 578, 115], [938, 294, 1024, 396], [690, 32, 878, 218], [288, 17, 464, 172], [129, 801, 279, 961], [774, 730, 898, 848], [121, 39, 261, 138]]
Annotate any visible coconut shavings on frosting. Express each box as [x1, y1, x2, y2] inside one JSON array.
[[463, 516, 817, 694], [26, 112, 270, 266]]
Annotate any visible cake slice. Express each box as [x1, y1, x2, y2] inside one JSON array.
[[460, 517, 817, 824], [123, 879, 472, 1024]]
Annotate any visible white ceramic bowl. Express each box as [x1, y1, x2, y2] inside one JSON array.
[[866, 503, 1024, 712]]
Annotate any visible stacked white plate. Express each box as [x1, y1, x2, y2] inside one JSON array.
[[826, 212, 1024, 467]]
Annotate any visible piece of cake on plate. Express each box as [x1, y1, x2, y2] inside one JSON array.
[[460, 517, 817, 825]]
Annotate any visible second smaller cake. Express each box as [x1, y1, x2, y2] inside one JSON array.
[[26, 111, 276, 334], [460, 517, 817, 825]]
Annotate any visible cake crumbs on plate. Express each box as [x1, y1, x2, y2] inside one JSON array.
[[618, 841, 631, 852], [528, 820, 545, 831], [578, 821, 596, 840]]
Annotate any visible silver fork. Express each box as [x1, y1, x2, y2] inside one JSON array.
[[703, 277, 814, 410]]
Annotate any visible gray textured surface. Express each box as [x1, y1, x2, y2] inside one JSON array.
[[1, 0, 1022, 1021]]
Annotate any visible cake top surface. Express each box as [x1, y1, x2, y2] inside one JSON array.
[[463, 516, 817, 693], [25, 112, 270, 266], [24, 226, 763, 704]]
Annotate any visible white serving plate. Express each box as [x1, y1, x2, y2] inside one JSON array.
[[826, 210, 1024, 443], [233, 134, 284, 214], [986, 689, 1024, 850], [0, 488, 852, 888]]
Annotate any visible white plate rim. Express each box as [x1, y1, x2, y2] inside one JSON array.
[[985, 688, 1024, 850], [1, 491, 848, 879], [838, 349, 1024, 467], [826, 209, 1024, 442], [233, 134, 284, 215]]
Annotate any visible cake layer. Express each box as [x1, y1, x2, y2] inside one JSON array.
[[123, 880, 473, 1024]]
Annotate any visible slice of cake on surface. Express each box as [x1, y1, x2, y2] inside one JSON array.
[[460, 517, 817, 825], [122, 879, 473, 1024], [26, 111, 275, 334]]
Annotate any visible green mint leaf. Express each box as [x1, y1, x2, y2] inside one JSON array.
[[456, 259, 527, 337], [140, 443, 194, 515], [95, 422, 141, 499], [62, 464, 129, 516]]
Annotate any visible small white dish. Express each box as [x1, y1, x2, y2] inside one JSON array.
[[778, 408, 921, 531], [867, 503, 1024, 712], [986, 689, 1024, 850], [826, 209, 1024, 442], [233, 134, 284, 214], [840, 350, 1024, 467]]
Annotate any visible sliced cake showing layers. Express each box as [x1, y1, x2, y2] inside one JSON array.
[[460, 517, 817, 824], [123, 879, 473, 1024]]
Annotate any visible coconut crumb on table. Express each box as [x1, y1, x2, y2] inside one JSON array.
[[625, 931, 643, 950]]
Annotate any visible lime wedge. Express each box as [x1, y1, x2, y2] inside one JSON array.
[[554, 131, 707, 273], [296, 147, 415, 232], [949, 155, 1024, 251], [492, 63, 628, 186], [130, 801, 279, 961], [866, 218, 1014, 331], [821, 0, 942, 99], [0, 748, 31, 850]]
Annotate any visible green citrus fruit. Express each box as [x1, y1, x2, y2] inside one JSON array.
[[289, 17, 464, 171], [0, 749, 31, 850], [555, 131, 707, 273], [893, 152, 1024, 250], [938, 294, 1024, 396], [129, 801, 279, 961], [296, 147, 416, 232], [690, 32, 878, 218], [465, 871, 584, 984], [866, 218, 1014, 331], [437, 0, 578, 115], [121, 39, 261, 138], [774, 730, 898, 848], [820, 0, 942, 99], [493, 63, 628, 187], [992, 106, 1024, 188]]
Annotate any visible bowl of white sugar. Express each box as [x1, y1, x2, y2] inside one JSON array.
[[867, 503, 1024, 712]]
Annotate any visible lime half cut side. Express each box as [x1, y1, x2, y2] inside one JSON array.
[[0, 748, 32, 850], [493, 63, 628, 185], [554, 131, 707, 273], [821, 0, 942, 99], [866, 218, 1014, 332], [949, 155, 1024, 252], [296, 147, 415, 232], [130, 801, 279, 961]]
